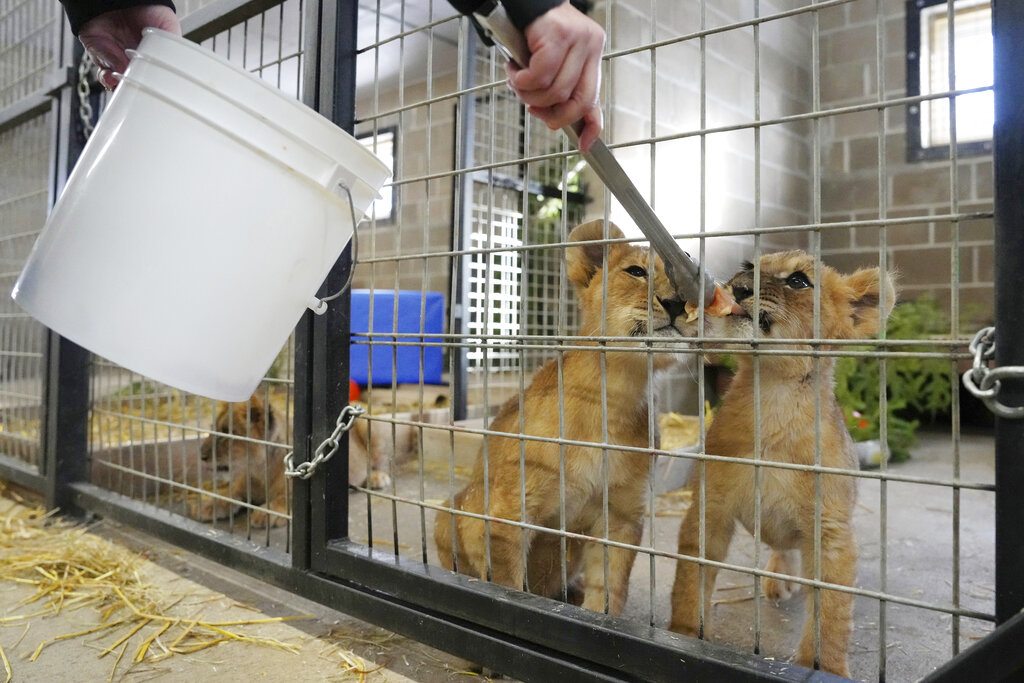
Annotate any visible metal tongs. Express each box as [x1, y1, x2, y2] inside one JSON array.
[[472, 2, 716, 307]]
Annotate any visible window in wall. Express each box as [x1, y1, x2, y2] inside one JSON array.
[[358, 128, 395, 222], [906, 0, 993, 161]]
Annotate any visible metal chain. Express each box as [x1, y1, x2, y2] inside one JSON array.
[[77, 51, 96, 140], [283, 404, 365, 479], [962, 326, 1024, 420]]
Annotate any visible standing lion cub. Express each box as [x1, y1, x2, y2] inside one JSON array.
[[670, 251, 895, 677], [434, 220, 695, 614]]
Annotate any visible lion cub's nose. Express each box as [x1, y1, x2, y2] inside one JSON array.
[[658, 297, 686, 322]]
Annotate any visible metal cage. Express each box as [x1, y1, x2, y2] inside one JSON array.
[[0, 1, 1022, 681]]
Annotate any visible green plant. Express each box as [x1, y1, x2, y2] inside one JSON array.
[[834, 295, 954, 461]]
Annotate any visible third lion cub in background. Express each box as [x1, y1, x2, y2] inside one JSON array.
[[669, 251, 895, 677], [435, 220, 695, 615]]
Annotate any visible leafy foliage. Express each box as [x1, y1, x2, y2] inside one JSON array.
[[833, 296, 954, 461]]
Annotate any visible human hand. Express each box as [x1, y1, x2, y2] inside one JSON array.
[[507, 2, 605, 151], [78, 5, 181, 90]]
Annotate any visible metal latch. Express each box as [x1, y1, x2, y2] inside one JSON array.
[[962, 327, 1024, 420], [284, 404, 366, 479]]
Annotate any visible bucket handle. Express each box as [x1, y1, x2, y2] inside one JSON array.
[[307, 180, 361, 315]]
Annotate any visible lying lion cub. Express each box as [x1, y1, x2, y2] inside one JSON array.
[[669, 251, 895, 677], [188, 394, 290, 528], [435, 220, 703, 614], [189, 395, 418, 527]]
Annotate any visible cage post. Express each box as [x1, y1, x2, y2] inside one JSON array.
[[42, 332, 90, 515], [298, 0, 360, 567], [38, 36, 92, 515], [450, 25, 478, 423], [992, 0, 1024, 626], [286, 0, 334, 572]]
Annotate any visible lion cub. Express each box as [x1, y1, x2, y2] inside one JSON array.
[[188, 394, 290, 528], [434, 220, 692, 614], [669, 252, 894, 677], [189, 395, 419, 526]]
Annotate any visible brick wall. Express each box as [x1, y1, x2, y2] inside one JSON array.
[[350, 1, 995, 326], [356, 2, 822, 301], [817, 0, 994, 324], [354, 73, 458, 297], [590, 0, 814, 277]]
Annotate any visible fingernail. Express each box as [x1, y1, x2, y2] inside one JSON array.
[[98, 70, 117, 91]]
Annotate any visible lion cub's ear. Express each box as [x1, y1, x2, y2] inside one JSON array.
[[246, 394, 267, 425], [566, 220, 626, 289], [840, 267, 897, 339]]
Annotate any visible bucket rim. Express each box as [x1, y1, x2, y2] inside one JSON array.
[[136, 28, 391, 183], [122, 54, 381, 202], [116, 70, 377, 214]]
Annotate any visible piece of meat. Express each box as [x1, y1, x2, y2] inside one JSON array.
[[684, 283, 743, 322]]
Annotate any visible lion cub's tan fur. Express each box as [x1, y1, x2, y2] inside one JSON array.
[[188, 395, 419, 527], [434, 220, 692, 614], [188, 394, 290, 528], [669, 251, 895, 677]]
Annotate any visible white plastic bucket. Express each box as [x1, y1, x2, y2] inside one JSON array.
[[12, 29, 390, 401]]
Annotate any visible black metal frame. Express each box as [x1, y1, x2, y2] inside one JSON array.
[[905, 0, 994, 162], [990, 0, 1024, 628], [0, 1, 1021, 681]]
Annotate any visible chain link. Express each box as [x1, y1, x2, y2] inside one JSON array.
[[77, 51, 96, 140], [283, 404, 365, 479], [962, 326, 1024, 420]]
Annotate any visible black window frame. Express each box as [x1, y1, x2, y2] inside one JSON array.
[[906, 0, 994, 162], [356, 125, 398, 224]]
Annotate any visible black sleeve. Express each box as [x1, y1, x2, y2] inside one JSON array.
[[60, 0, 176, 36], [448, 0, 565, 30]]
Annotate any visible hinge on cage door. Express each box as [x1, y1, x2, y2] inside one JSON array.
[[283, 404, 365, 479], [962, 327, 1024, 419]]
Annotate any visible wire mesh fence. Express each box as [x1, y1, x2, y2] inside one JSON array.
[[344, 1, 997, 680], [0, 0, 60, 108], [0, 0, 1010, 680], [0, 113, 51, 472], [81, 0, 308, 554]]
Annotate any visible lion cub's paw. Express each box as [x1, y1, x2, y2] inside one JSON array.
[[761, 575, 800, 602], [187, 495, 232, 522], [796, 647, 851, 679], [667, 619, 700, 639], [762, 549, 801, 602], [250, 505, 288, 528], [366, 470, 392, 490]]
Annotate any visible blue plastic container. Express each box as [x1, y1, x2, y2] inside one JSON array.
[[349, 290, 445, 385]]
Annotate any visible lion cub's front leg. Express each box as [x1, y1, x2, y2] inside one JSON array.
[[249, 496, 289, 528], [669, 465, 740, 636], [579, 490, 645, 616], [187, 490, 235, 522], [796, 519, 856, 678]]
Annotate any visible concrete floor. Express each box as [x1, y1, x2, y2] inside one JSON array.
[[350, 427, 997, 683], [0, 498, 491, 683], [0, 427, 996, 682]]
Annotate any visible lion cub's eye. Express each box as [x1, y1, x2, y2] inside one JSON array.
[[624, 265, 648, 278], [785, 271, 812, 289]]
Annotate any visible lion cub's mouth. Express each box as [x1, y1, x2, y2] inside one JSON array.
[[732, 306, 773, 335], [683, 284, 744, 323]]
